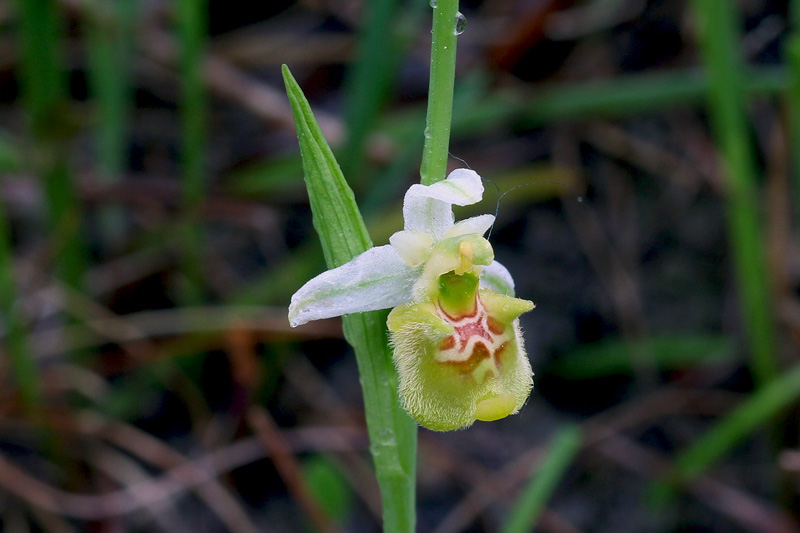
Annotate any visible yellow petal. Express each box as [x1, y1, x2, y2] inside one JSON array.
[[475, 394, 517, 422]]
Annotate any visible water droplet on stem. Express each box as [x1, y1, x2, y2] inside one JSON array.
[[454, 12, 467, 35]]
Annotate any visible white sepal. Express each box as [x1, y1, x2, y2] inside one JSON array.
[[479, 261, 516, 297], [389, 230, 433, 267], [414, 169, 484, 206], [444, 214, 495, 239], [288, 245, 420, 327], [403, 169, 484, 240]]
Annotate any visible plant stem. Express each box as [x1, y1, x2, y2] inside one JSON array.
[[691, 0, 777, 385], [421, 0, 460, 185], [342, 312, 417, 531], [283, 66, 417, 532]]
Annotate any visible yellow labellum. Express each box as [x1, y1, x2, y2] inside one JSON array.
[[388, 253, 534, 431]]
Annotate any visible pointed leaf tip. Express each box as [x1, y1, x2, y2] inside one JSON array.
[[281, 59, 372, 267], [281, 64, 293, 88]]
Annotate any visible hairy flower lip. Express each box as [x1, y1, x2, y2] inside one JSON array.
[[389, 287, 534, 431]]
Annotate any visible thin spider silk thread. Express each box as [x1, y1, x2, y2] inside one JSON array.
[[447, 152, 584, 241]]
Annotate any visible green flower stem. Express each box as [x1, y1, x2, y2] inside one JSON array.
[[283, 66, 417, 532], [691, 0, 777, 385], [421, 0, 460, 186]]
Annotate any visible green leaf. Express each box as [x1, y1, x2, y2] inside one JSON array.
[[282, 64, 417, 532], [501, 425, 582, 533], [0, 197, 41, 412], [302, 456, 353, 525], [654, 361, 800, 498], [691, 0, 776, 386], [282, 65, 371, 267], [0, 133, 19, 173], [547, 335, 736, 379], [224, 155, 303, 196]]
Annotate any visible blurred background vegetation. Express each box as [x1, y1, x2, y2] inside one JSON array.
[[0, 0, 799, 531]]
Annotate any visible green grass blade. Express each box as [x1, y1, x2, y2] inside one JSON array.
[[177, 0, 209, 302], [84, 0, 136, 244], [0, 202, 42, 413], [381, 67, 786, 143], [339, 0, 403, 181], [15, 0, 85, 290], [302, 455, 353, 525], [283, 64, 417, 532], [15, 0, 63, 137], [789, 1, 800, 231], [0, 132, 20, 173], [517, 68, 785, 126], [547, 335, 736, 379], [85, 0, 135, 182], [690, 0, 776, 386], [224, 155, 303, 197], [657, 362, 800, 491], [501, 425, 583, 533], [339, 0, 429, 184]]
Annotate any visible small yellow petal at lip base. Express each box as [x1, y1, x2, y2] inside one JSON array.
[[455, 240, 474, 275], [474, 394, 517, 422], [458, 240, 474, 261]]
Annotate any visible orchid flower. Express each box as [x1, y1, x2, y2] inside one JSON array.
[[289, 169, 534, 431]]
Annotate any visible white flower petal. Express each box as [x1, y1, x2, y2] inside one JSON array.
[[403, 168, 484, 240], [288, 245, 420, 327], [415, 169, 484, 206], [402, 193, 453, 241], [444, 214, 495, 239], [390, 230, 433, 267], [479, 261, 516, 297]]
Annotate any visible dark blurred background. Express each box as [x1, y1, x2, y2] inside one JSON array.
[[0, 0, 799, 531]]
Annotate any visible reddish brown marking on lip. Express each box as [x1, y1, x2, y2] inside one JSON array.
[[438, 336, 456, 351], [487, 316, 506, 335], [494, 341, 509, 362], [443, 342, 493, 376], [454, 317, 492, 351]]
